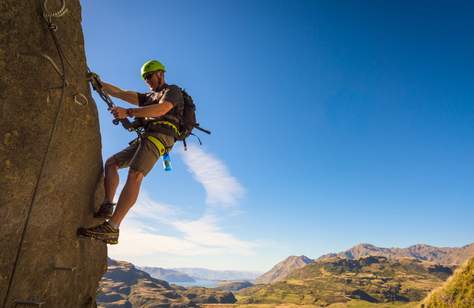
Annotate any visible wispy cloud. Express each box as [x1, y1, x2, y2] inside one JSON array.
[[109, 193, 256, 258], [111, 219, 256, 258], [109, 146, 256, 266], [169, 214, 256, 254], [180, 145, 244, 207]]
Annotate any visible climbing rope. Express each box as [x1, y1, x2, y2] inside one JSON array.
[[2, 1, 70, 307]]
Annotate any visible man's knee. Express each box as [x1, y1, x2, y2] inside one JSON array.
[[105, 157, 120, 171], [127, 168, 145, 182]]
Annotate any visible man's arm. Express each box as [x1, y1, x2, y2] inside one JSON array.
[[101, 81, 139, 105], [127, 101, 174, 118], [111, 101, 174, 119]]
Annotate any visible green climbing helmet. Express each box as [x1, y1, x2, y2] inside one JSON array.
[[141, 60, 166, 79]]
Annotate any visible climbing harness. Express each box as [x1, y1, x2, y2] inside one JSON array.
[[149, 120, 181, 137], [146, 135, 167, 156], [147, 119, 210, 151]]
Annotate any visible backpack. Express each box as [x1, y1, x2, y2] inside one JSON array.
[[178, 88, 211, 150]]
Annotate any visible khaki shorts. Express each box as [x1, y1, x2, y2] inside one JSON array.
[[111, 133, 175, 176]]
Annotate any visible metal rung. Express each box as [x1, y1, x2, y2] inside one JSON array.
[[48, 85, 66, 90], [53, 266, 76, 272], [14, 300, 45, 307]]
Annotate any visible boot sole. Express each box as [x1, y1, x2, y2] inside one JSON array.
[[93, 213, 113, 219], [77, 228, 118, 245]]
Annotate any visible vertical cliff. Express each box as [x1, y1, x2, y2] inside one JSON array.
[[0, 0, 107, 306]]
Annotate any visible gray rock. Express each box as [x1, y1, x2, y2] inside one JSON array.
[[0, 0, 106, 306]]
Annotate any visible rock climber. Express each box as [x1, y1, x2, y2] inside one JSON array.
[[78, 60, 184, 244]]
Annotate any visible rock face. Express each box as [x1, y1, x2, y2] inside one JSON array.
[[0, 1, 106, 307], [255, 255, 313, 284], [318, 243, 474, 265]]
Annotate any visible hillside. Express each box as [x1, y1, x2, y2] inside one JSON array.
[[139, 266, 196, 283], [98, 259, 236, 307], [215, 281, 254, 292], [319, 243, 474, 265], [421, 255, 474, 307], [256, 255, 313, 284], [238, 256, 453, 306]]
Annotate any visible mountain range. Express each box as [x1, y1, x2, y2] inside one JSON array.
[[172, 267, 261, 281], [239, 255, 455, 306], [318, 243, 474, 265], [138, 266, 196, 283], [256, 243, 474, 284], [136, 266, 261, 284]]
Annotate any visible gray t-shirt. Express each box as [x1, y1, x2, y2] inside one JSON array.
[[137, 83, 184, 128]]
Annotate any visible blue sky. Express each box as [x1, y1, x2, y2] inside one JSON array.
[[80, 0, 474, 272]]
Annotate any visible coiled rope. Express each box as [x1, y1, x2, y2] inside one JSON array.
[[2, 1, 70, 307]]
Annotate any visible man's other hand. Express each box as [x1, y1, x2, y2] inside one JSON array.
[[87, 72, 102, 90], [111, 106, 128, 119]]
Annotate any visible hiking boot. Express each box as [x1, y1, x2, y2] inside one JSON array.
[[94, 202, 115, 219], [77, 221, 119, 245]]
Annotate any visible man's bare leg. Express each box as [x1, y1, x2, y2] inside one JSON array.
[[109, 168, 144, 226], [104, 158, 120, 203]]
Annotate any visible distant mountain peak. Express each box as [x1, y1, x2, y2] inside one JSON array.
[[354, 243, 377, 248], [255, 255, 313, 284], [408, 243, 436, 249], [284, 255, 312, 262]]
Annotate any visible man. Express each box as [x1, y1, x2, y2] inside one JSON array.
[[78, 60, 184, 244]]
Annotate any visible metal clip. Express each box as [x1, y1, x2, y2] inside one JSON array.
[[53, 266, 76, 272], [73, 93, 88, 106], [14, 300, 45, 307]]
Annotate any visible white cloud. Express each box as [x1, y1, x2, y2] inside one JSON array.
[[169, 214, 256, 255], [109, 189, 256, 260], [109, 224, 203, 258], [180, 145, 244, 207], [127, 190, 179, 222], [109, 146, 256, 267]]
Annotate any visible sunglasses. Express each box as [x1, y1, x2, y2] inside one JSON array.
[[144, 72, 155, 80]]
